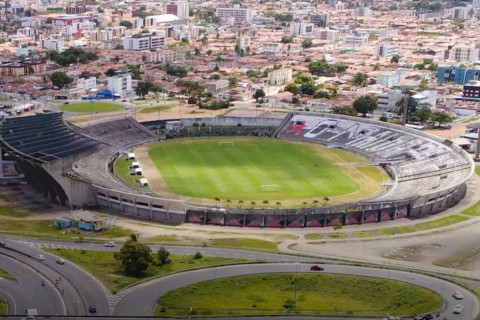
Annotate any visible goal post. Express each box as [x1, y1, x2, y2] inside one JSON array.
[[218, 141, 234, 147], [261, 184, 280, 192]]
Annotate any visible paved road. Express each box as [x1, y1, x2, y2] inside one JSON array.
[[114, 263, 479, 319]]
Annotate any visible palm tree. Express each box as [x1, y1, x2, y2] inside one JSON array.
[[238, 200, 244, 209], [323, 196, 330, 206], [250, 201, 256, 209], [214, 197, 220, 207], [302, 201, 308, 208], [262, 200, 269, 209], [194, 48, 200, 56], [226, 199, 231, 207], [313, 200, 319, 207], [276, 201, 281, 209]]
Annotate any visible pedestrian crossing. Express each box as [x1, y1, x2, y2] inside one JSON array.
[[9, 239, 77, 250]]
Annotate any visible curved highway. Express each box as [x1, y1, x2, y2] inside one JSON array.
[[1, 236, 479, 319]]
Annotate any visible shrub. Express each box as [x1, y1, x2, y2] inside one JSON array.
[[193, 251, 203, 259]]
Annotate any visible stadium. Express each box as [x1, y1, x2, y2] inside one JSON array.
[[0, 111, 473, 228]]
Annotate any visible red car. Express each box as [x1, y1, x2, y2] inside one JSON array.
[[310, 265, 324, 271]]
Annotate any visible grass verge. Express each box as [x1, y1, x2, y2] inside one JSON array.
[[461, 199, 480, 216], [396, 226, 416, 233], [375, 229, 396, 236], [113, 156, 149, 189], [415, 215, 469, 231], [138, 105, 172, 113], [0, 268, 16, 281], [155, 273, 442, 317], [0, 294, 7, 315], [46, 249, 248, 293], [305, 234, 323, 240], [327, 232, 348, 239], [0, 204, 29, 218], [352, 231, 373, 238], [60, 102, 124, 113]]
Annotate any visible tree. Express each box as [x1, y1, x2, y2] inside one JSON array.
[[214, 197, 220, 206], [285, 83, 300, 95], [411, 103, 432, 123], [226, 199, 231, 207], [333, 221, 342, 233], [431, 112, 453, 126], [193, 48, 201, 56], [281, 36, 294, 43], [262, 200, 269, 209], [250, 201, 256, 209], [390, 54, 400, 63], [228, 77, 239, 88], [253, 89, 265, 102], [419, 78, 429, 90], [353, 95, 377, 117], [129, 233, 139, 242], [302, 38, 313, 48], [50, 71, 73, 89], [114, 239, 153, 275], [135, 81, 152, 98], [119, 20, 133, 29], [312, 200, 319, 207], [276, 201, 281, 208], [238, 200, 244, 208], [352, 72, 369, 87], [105, 68, 117, 77], [332, 105, 357, 116], [323, 196, 330, 206], [300, 82, 316, 95], [157, 246, 171, 267]]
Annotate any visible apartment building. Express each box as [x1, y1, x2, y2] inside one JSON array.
[[0, 58, 47, 77], [107, 73, 132, 96], [376, 43, 399, 58], [376, 91, 403, 111], [438, 66, 480, 85], [207, 79, 229, 95], [216, 5, 255, 26], [463, 81, 480, 99], [474, 0, 480, 8], [377, 69, 406, 88], [412, 90, 437, 108], [123, 33, 166, 51], [268, 68, 293, 86], [343, 33, 369, 47], [290, 21, 314, 36], [357, 5, 372, 17], [315, 28, 338, 42], [310, 13, 329, 27], [78, 76, 97, 91], [238, 35, 250, 50], [166, 1, 190, 20], [443, 45, 480, 63], [262, 42, 283, 54]]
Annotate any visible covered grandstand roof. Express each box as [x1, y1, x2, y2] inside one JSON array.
[[0, 112, 102, 163]]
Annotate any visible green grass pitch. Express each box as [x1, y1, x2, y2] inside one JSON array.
[[148, 138, 360, 201], [60, 102, 124, 113]]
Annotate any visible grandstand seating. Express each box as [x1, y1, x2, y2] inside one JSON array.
[[277, 114, 472, 201], [0, 112, 102, 162]]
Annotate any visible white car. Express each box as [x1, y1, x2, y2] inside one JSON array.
[[36, 254, 45, 261], [452, 290, 464, 300], [56, 258, 65, 265], [104, 241, 115, 247], [453, 304, 464, 314]]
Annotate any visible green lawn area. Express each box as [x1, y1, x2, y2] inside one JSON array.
[[0, 219, 132, 240], [0, 204, 29, 218], [415, 215, 469, 230], [352, 231, 373, 238], [113, 156, 149, 189], [461, 199, 480, 216], [396, 226, 416, 233], [155, 273, 442, 317], [375, 229, 396, 236], [47, 249, 248, 293], [327, 232, 348, 239], [355, 166, 388, 183], [148, 138, 360, 202], [0, 268, 16, 281], [0, 294, 7, 315], [305, 234, 323, 240], [138, 105, 172, 113], [60, 102, 124, 113], [328, 148, 368, 163], [476, 166, 480, 176]]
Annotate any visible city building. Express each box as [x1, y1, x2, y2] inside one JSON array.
[[42, 38, 63, 52], [334, 1, 345, 10], [290, 21, 314, 36], [166, 1, 190, 20], [443, 45, 480, 63], [78, 76, 97, 91], [377, 69, 406, 88], [452, 6, 474, 20], [207, 79, 229, 95], [412, 90, 437, 108], [150, 49, 177, 63], [268, 68, 293, 86], [344, 33, 369, 47], [216, 5, 255, 26], [0, 58, 47, 77], [438, 66, 480, 85], [262, 42, 283, 54], [463, 81, 480, 99], [16, 44, 36, 57], [107, 73, 132, 96], [376, 90, 404, 111], [66, 4, 86, 15], [310, 13, 329, 27], [376, 43, 399, 58], [474, 0, 480, 8], [357, 5, 372, 17], [315, 28, 338, 42], [123, 32, 166, 51], [238, 35, 250, 50]]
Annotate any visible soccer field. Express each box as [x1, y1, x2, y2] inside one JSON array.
[[148, 138, 364, 203], [60, 102, 124, 113]]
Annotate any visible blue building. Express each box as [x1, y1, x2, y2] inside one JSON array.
[[438, 66, 480, 85]]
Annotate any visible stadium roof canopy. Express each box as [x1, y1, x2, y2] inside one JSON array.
[[0, 112, 101, 163]]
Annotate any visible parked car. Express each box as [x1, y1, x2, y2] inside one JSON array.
[[56, 259, 65, 265], [310, 265, 324, 271], [453, 304, 464, 314], [452, 290, 464, 300], [88, 305, 97, 313], [0, 240, 5, 247], [36, 254, 45, 261], [104, 241, 115, 247], [422, 314, 434, 320]]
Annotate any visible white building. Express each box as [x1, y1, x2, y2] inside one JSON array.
[[443, 45, 480, 63], [376, 90, 403, 111], [207, 79, 229, 95], [238, 35, 250, 50], [474, 0, 480, 8], [78, 76, 97, 91], [17, 27, 37, 37], [123, 33, 166, 51], [412, 90, 437, 109], [108, 73, 132, 96], [42, 38, 63, 52], [343, 33, 369, 47], [452, 6, 474, 20], [377, 69, 406, 87], [315, 28, 338, 42], [290, 21, 314, 36], [268, 68, 293, 85], [16, 44, 36, 57], [262, 42, 283, 54], [335, 1, 345, 10], [216, 5, 255, 26], [150, 49, 177, 63], [357, 5, 372, 17], [166, 1, 190, 20], [376, 43, 399, 58]]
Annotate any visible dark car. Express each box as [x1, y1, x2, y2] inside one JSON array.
[[422, 314, 434, 320], [310, 265, 324, 271], [88, 305, 96, 313], [0, 241, 5, 247]]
